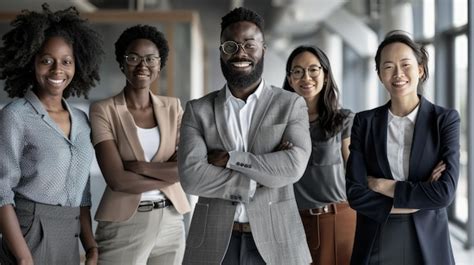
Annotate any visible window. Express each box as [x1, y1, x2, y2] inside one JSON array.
[[452, 0, 468, 27], [423, 44, 435, 101], [423, 0, 435, 38], [453, 34, 468, 224]]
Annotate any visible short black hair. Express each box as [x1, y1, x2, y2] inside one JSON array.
[[0, 3, 104, 98], [220, 7, 264, 37], [375, 30, 429, 84], [114, 24, 169, 69]]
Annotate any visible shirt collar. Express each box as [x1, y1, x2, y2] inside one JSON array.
[[25, 90, 71, 117], [388, 104, 420, 124], [225, 79, 265, 103]]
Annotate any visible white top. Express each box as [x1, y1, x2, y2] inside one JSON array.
[[387, 105, 419, 181], [225, 80, 265, 223], [136, 125, 165, 201]]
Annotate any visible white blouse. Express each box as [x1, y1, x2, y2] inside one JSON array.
[[386, 105, 419, 181]]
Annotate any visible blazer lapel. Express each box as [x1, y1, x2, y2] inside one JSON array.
[[408, 96, 431, 181], [214, 86, 235, 151], [247, 85, 273, 151], [150, 93, 169, 162], [114, 92, 145, 161], [372, 103, 394, 179]]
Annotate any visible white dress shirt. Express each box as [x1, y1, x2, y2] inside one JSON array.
[[387, 105, 419, 181], [225, 80, 265, 222]]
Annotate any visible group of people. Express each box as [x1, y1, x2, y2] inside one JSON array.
[[0, 4, 459, 265]]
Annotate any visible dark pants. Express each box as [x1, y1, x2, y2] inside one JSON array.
[[300, 202, 356, 265], [369, 214, 423, 265], [222, 231, 266, 265], [0, 198, 81, 265]]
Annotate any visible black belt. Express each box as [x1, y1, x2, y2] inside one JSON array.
[[137, 199, 172, 212]]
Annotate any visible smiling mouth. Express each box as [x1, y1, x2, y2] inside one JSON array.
[[47, 78, 65, 86], [392, 80, 408, 87], [231, 61, 252, 68]]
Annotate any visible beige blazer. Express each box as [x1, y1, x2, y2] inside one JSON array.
[[90, 91, 190, 222]]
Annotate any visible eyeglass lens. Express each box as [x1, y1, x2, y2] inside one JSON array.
[[291, 66, 322, 79], [125, 54, 160, 66], [221, 40, 260, 55]]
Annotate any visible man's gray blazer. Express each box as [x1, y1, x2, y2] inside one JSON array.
[[178, 84, 312, 265]]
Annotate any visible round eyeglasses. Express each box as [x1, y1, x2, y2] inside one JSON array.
[[220, 40, 264, 55], [124, 54, 161, 67], [289, 65, 323, 79]]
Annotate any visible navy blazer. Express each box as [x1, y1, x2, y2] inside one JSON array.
[[346, 96, 460, 265]]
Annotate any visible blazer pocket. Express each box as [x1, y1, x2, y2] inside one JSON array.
[[311, 142, 342, 166], [187, 203, 209, 248], [269, 198, 305, 243]]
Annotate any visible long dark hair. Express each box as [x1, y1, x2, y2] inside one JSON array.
[[283, 45, 346, 137]]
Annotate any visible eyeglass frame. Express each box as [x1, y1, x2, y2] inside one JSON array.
[[219, 40, 266, 55], [289, 65, 323, 79], [123, 53, 161, 67]]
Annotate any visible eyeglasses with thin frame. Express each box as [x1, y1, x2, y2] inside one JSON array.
[[220, 40, 265, 55], [124, 53, 161, 67], [289, 65, 323, 79]]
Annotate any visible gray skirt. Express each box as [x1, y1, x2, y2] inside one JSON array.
[[0, 197, 81, 265]]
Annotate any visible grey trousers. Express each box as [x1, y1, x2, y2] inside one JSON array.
[[222, 231, 266, 265], [369, 214, 423, 265], [0, 198, 81, 265]]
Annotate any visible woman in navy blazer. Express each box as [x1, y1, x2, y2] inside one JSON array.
[[346, 31, 460, 265]]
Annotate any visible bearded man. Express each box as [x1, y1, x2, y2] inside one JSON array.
[[178, 7, 312, 265]]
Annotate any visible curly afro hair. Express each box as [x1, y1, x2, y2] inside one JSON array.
[[114, 25, 169, 69], [220, 7, 264, 37], [0, 3, 104, 98]]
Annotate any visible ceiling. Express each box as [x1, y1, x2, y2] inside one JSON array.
[[0, 0, 378, 40]]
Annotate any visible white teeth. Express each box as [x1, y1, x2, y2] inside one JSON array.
[[393, 81, 406, 86], [48, 79, 63, 84], [232, 62, 251, 68]]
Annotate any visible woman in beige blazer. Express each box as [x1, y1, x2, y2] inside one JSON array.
[[90, 25, 190, 265]]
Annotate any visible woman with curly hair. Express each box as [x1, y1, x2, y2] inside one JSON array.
[[0, 4, 103, 265], [89, 24, 190, 265], [283, 45, 356, 265]]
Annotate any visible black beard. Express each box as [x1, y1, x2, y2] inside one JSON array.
[[220, 57, 264, 89]]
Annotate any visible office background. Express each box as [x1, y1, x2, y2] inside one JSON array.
[[0, 0, 473, 263]]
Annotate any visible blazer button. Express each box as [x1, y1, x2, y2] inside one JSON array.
[[236, 162, 241, 166]]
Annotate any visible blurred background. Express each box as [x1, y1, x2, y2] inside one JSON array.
[[0, 0, 473, 263]]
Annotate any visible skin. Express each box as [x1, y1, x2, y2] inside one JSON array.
[[208, 21, 267, 165], [94, 38, 179, 197], [0, 36, 98, 265], [368, 42, 446, 213], [287, 51, 351, 166], [220, 21, 265, 100]]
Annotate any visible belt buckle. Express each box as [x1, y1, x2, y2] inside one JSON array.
[[137, 201, 154, 212], [309, 205, 329, 215]]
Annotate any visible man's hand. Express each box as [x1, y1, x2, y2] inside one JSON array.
[[275, 141, 293, 151], [208, 150, 229, 167]]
